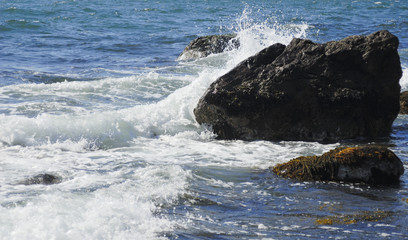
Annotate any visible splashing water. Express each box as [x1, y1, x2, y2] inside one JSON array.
[[0, 9, 310, 150]]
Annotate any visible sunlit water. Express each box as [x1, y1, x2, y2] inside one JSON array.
[[0, 0, 408, 239]]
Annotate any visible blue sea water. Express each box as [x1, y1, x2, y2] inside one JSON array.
[[0, 0, 408, 239]]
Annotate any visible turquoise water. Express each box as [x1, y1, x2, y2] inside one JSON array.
[[1, 0, 408, 239]]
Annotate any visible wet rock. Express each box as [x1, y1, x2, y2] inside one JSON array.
[[400, 91, 408, 114], [272, 146, 404, 185], [194, 30, 402, 142], [19, 173, 62, 185], [178, 34, 239, 60]]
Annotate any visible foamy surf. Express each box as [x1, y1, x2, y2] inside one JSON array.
[[0, 17, 310, 150]]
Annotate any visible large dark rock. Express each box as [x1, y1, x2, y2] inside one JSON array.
[[178, 34, 239, 60], [272, 146, 404, 185], [194, 30, 402, 142], [400, 91, 408, 114]]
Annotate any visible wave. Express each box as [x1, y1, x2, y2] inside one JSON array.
[[0, 11, 330, 150]]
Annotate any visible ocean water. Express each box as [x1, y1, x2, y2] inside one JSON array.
[[0, 0, 408, 239]]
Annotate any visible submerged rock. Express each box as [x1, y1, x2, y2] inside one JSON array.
[[400, 91, 408, 114], [194, 30, 402, 142], [19, 173, 62, 185], [178, 34, 239, 60], [315, 210, 393, 225], [272, 146, 404, 185]]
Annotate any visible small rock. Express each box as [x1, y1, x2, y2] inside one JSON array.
[[178, 34, 239, 60], [272, 146, 404, 185], [19, 173, 62, 185]]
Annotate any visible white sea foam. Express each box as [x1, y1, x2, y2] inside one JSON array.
[[0, 144, 192, 239], [0, 165, 190, 239], [0, 112, 137, 149], [232, 7, 308, 60], [400, 66, 408, 91]]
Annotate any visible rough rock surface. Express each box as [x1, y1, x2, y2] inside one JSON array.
[[178, 34, 239, 60], [19, 173, 62, 185], [400, 91, 408, 114], [194, 30, 402, 142], [272, 146, 404, 185]]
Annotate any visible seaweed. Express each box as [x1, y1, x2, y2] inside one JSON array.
[[272, 146, 403, 185]]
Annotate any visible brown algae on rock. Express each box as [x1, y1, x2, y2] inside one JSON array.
[[272, 146, 404, 185]]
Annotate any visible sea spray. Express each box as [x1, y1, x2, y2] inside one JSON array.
[[119, 11, 310, 140], [231, 6, 308, 61]]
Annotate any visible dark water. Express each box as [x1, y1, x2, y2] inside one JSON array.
[[0, 0, 408, 239]]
